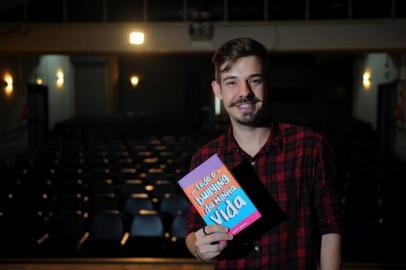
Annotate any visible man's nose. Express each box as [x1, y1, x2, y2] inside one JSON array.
[[239, 80, 253, 97]]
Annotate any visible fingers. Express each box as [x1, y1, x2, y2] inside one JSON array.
[[205, 224, 230, 235], [196, 224, 230, 239], [199, 231, 232, 245], [193, 225, 233, 261], [196, 227, 233, 247], [194, 235, 228, 261], [198, 243, 224, 256], [200, 243, 227, 259]]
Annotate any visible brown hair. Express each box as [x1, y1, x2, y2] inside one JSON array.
[[212, 37, 269, 83]]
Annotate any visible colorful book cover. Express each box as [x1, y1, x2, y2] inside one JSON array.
[[178, 154, 261, 235]]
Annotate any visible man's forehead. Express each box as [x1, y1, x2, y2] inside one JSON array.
[[219, 56, 263, 79], [220, 56, 263, 79]]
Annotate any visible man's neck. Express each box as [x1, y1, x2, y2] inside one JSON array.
[[232, 123, 271, 158]]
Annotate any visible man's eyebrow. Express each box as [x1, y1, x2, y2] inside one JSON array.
[[222, 73, 264, 82], [248, 73, 264, 78], [222, 76, 237, 82]]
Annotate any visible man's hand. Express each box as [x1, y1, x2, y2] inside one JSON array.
[[320, 233, 341, 270], [186, 225, 233, 262]]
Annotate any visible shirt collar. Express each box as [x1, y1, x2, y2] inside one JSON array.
[[220, 122, 283, 156]]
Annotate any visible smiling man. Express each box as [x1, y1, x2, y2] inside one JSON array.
[[215, 55, 265, 123], [185, 37, 342, 270]]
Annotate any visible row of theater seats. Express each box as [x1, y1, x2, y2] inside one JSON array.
[[2, 117, 406, 262], [0, 133, 203, 258], [1, 209, 190, 258]]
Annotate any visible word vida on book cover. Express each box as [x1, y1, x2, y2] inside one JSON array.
[[178, 154, 261, 235]]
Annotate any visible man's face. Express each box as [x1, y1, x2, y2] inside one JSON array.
[[212, 55, 267, 127]]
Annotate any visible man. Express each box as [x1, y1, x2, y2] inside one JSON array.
[[185, 37, 342, 269]]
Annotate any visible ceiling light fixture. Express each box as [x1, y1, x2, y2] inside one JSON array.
[[129, 32, 145, 45]]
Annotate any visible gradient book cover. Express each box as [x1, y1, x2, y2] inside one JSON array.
[[178, 154, 261, 235]]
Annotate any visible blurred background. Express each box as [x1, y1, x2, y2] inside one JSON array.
[[0, 0, 405, 269]]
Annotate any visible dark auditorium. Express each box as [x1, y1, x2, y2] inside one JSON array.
[[0, 1, 406, 270]]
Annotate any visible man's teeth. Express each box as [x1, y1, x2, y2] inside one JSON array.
[[238, 103, 253, 108]]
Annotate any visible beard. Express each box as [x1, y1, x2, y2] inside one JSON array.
[[237, 111, 258, 124], [228, 96, 265, 126]]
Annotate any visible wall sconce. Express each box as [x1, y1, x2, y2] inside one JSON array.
[[130, 75, 140, 87], [363, 70, 371, 91], [36, 77, 44, 85], [214, 96, 221, 115], [3, 72, 13, 97], [129, 32, 144, 45], [56, 69, 64, 89]]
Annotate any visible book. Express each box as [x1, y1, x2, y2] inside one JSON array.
[[178, 154, 261, 235]]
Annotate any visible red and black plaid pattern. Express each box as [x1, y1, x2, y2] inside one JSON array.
[[187, 122, 342, 270]]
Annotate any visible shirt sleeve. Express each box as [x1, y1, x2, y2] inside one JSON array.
[[186, 152, 205, 234], [312, 135, 342, 235]]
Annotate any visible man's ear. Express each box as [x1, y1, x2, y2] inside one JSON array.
[[211, 80, 222, 100]]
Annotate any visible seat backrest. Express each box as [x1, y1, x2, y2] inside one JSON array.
[[90, 193, 119, 212], [121, 182, 146, 197], [171, 214, 188, 239], [90, 213, 123, 241], [54, 193, 85, 212], [159, 193, 189, 217], [124, 196, 154, 216], [130, 214, 164, 237], [152, 181, 178, 198], [49, 212, 84, 241], [89, 179, 115, 195], [116, 168, 138, 182]]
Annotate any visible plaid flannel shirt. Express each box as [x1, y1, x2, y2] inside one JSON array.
[[187, 122, 342, 270]]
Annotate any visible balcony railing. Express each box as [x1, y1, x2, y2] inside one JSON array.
[[0, 0, 405, 24]]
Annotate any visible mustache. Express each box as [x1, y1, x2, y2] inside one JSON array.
[[228, 96, 262, 107]]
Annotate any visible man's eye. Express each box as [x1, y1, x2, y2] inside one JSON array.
[[225, 81, 236, 86], [249, 79, 263, 85]]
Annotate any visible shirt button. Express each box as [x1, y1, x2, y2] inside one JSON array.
[[254, 245, 260, 252], [250, 161, 256, 166]]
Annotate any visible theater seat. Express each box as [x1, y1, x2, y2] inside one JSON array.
[[166, 214, 191, 257], [126, 211, 165, 257], [124, 195, 154, 216], [159, 193, 189, 217], [152, 180, 179, 199], [89, 179, 116, 195], [90, 193, 120, 213], [170, 214, 188, 239], [120, 180, 146, 198], [0, 209, 47, 257], [46, 211, 85, 256], [86, 212, 124, 256], [130, 212, 164, 237]]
